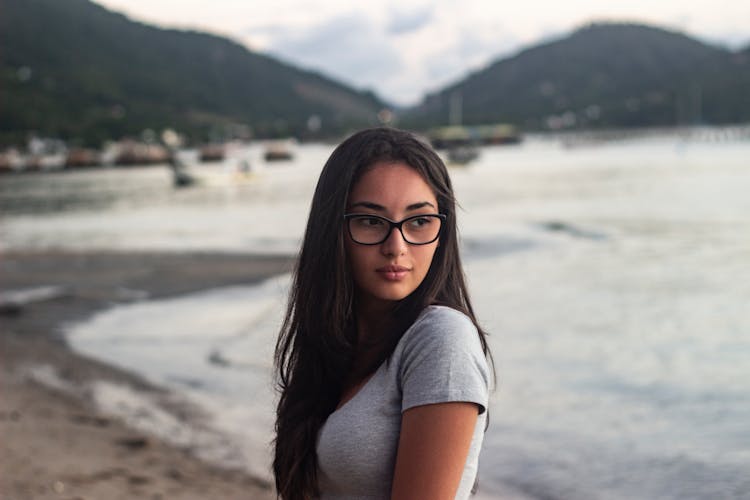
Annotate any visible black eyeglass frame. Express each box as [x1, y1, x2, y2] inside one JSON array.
[[343, 213, 447, 246]]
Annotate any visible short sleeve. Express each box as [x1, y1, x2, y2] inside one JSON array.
[[398, 306, 489, 414]]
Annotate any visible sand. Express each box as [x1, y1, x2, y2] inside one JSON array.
[[1, 250, 295, 500]]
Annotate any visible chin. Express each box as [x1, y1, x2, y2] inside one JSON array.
[[373, 284, 416, 302]]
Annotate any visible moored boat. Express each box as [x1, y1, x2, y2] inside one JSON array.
[[199, 144, 225, 163], [263, 140, 294, 162], [428, 124, 521, 149]]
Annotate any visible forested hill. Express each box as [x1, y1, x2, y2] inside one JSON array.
[[403, 23, 750, 130], [0, 0, 386, 146]]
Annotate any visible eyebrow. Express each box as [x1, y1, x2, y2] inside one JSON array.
[[348, 201, 436, 212]]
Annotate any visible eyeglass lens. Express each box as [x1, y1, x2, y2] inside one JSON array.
[[348, 215, 442, 245]]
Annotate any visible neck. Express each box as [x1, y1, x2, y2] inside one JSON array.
[[347, 296, 396, 380], [355, 297, 395, 344]]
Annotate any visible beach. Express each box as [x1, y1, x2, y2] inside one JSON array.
[[2, 136, 749, 499], [0, 250, 294, 499]]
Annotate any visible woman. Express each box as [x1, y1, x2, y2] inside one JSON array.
[[274, 127, 492, 499]]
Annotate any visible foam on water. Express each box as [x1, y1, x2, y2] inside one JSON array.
[[67, 275, 291, 480]]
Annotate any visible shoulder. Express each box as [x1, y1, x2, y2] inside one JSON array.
[[393, 305, 487, 379], [399, 305, 482, 355], [419, 304, 475, 326], [393, 305, 490, 414]]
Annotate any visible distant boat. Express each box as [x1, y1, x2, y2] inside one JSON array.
[[199, 144, 225, 163], [447, 145, 480, 165], [168, 152, 195, 188], [25, 153, 66, 171], [0, 148, 25, 173], [264, 140, 294, 162], [428, 124, 521, 150], [169, 147, 256, 188], [114, 140, 170, 166], [66, 148, 101, 168], [20, 137, 67, 171]]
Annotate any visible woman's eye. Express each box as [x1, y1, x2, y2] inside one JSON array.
[[359, 217, 383, 227], [409, 217, 431, 228]]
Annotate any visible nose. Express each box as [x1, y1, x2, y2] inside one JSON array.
[[380, 226, 407, 256]]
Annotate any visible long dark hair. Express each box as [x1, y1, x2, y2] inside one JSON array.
[[273, 127, 492, 499]]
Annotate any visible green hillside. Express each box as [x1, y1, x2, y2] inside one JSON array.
[[2, 6, 747, 148], [0, 0, 386, 146], [403, 23, 750, 130]]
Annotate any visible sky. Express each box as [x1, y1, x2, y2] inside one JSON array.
[[94, 0, 750, 107]]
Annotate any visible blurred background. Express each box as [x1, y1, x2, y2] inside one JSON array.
[[1, 0, 749, 499]]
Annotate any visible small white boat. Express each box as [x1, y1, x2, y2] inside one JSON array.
[[170, 148, 258, 188], [263, 140, 295, 162]]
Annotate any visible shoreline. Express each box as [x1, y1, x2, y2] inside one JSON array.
[[1, 249, 295, 499]]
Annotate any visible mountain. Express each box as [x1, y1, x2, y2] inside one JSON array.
[[403, 23, 750, 130], [0, 0, 386, 146]]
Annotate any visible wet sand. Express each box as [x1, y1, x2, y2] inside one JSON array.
[[1, 250, 295, 499]]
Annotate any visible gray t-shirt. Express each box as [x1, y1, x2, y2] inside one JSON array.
[[316, 305, 490, 499]]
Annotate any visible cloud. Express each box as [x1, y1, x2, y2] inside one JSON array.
[[254, 12, 404, 94], [96, 0, 750, 107], [386, 5, 434, 35], [96, 0, 750, 106], [420, 26, 521, 96]]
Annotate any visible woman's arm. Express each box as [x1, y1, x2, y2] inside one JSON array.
[[391, 402, 479, 500]]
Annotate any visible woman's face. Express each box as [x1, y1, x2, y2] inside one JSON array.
[[345, 162, 440, 312]]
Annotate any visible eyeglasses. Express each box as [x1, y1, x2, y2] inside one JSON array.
[[344, 213, 446, 245]]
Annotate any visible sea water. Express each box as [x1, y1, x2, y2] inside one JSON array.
[[2, 133, 748, 499]]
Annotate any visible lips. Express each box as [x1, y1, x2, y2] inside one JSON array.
[[376, 265, 411, 281]]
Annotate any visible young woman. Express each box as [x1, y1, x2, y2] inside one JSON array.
[[274, 127, 492, 499]]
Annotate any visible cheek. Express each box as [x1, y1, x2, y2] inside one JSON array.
[[413, 244, 439, 274]]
